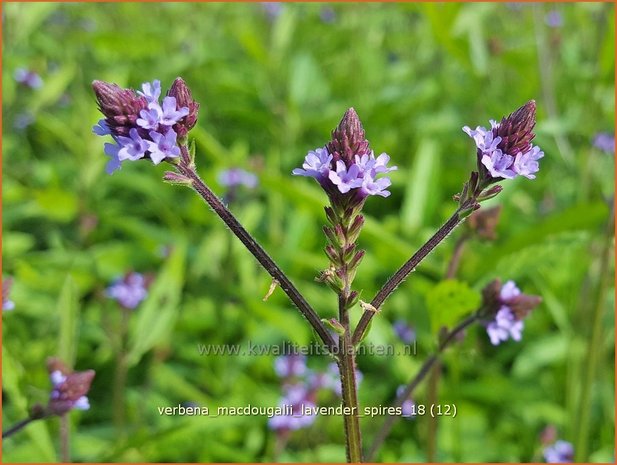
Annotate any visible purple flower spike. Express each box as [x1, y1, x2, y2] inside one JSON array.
[[159, 96, 189, 126], [292, 147, 333, 180], [464, 101, 542, 183], [218, 168, 258, 189], [148, 129, 181, 164], [116, 128, 149, 161], [544, 440, 574, 463], [137, 80, 161, 103], [106, 272, 149, 310], [329, 161, 363, 194], [46, 358, 95, 416]]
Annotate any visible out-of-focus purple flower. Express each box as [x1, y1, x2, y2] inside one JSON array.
[[545, 10, 563, 28], [14, 68, 43, 89], [268, 384, 317, 431], [320, 6, 336, 23], [393, 320, 415, 344], [321, 363, 363, 397], [397, 385, 416, 419], [463, 101, 543, 182], [274, 354, 307, 378], [483, 280, 541, 345], [47, 358, 95, 416], [217, 168, 258, 189], [92, 78, 193, 173], [261, 2, 283, 21], [486, 307, 524, 345], [2, 278, 15, 312], [14, 112, 35, 130], [148, 129, 181, 164], [106, 272, 149, 310], [544, 440, 574, 463], [593, 132, 615, 154]]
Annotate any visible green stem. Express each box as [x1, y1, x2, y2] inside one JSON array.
[[366, 314, 478, 461], [112, 308, 130, 434], [574, 205, 614, 460], [353, 208, 465, 345], [176, 151, 336, 353], [339, 292, 363, 462]]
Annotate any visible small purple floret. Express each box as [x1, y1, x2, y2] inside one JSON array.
[[104, 142, 122, 174], [514, 146, 544, 179], [117, 128, 149, 161], [159, 96, 189, 126], [292, 147, 333, 180], [137, 80, 161, 103], [148, 129, 181, 164], [92, 119, 111, 136], [544, 440, 574, 463], [329, 161, 363, 194]]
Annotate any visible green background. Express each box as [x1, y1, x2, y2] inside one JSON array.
[[2, 2, 614, 462]]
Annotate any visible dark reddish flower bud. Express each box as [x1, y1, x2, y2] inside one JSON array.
[[166, 77, 199, 138], [91, 80, 147, 137], [47, 358, 95, 416], [507, 294, 542, 320], [467, 205, 502, 240], [326, 107, 372, 166], [493, 100, 537, 158]]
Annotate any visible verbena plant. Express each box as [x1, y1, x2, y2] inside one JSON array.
[[4, 77, 545, 462]]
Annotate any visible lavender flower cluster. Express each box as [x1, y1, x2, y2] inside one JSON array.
[[106, 272, 149, 310], [485, 280, 531, 345], [50, 370, 90, 412], [46, 358, 95, 417], [293, 148, 397, 198], [92, 78, 198, 175], [463, 118, 544, 180], [269, 355, 363, 431]]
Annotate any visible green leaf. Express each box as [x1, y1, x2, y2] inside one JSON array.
[[426, 279, 481, 334], [127, 237, 187, 366]]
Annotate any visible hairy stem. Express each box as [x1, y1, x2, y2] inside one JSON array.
[[339, 294, 363, 462], [353, 209, 464, 345], [366, 314, 479, 461], [175, 151, 336, 352], [60, 414, 70, 462]]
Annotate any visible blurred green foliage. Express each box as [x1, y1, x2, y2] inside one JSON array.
[[2, 2, 614, 462]]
